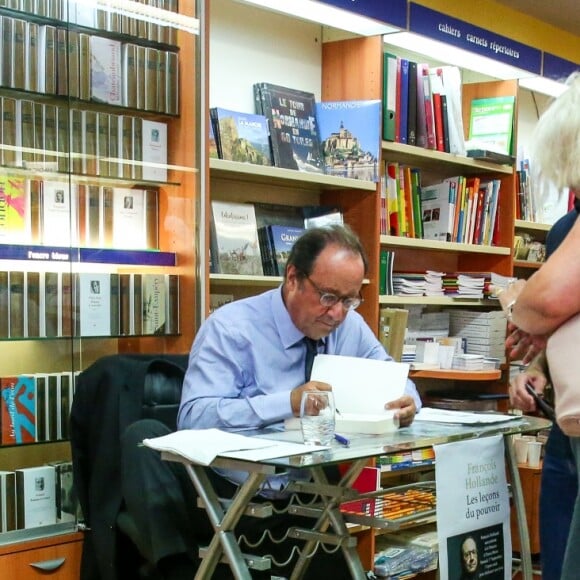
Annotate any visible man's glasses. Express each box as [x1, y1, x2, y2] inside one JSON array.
[[304, 275, 363, 311]]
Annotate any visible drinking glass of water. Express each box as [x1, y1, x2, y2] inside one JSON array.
[[300, 390, 335, 445]]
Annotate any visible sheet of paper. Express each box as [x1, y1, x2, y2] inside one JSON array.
[[143, 428, 286, 466], [311, 354, 409, 415], [223, 439, 328, 461], [415, 407, 523, 425]]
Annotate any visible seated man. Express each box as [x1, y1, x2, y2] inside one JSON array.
[[122, 224, 421, 579]]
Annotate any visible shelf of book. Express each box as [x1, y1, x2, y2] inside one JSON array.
[[379, 296, 497, 307], [381, 141, 513, 177], [379, 235, 511, 255], [409, 369, 501, 381], [514, 220, 552, 233], [513, 260, 543, 271], [210, 158, 376, 192]]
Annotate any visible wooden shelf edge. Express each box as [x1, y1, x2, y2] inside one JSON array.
[[380, 235, 511, 255], [513, 260, 544, 270], [379, 296, 498, 307], [514, 220, 552, 232], [410, 369, 501, 380], [381, 141, 513, 175], [210, 158, 377, 191]]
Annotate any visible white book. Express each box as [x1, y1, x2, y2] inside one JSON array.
[[420, 181, 453, 242], [111, 187, 147, 249], [210, 201, 263, 276], [141, 119, 168, 181], [90, 35, 122, 105], [41, 181, 78, 245], [141, 273, 166, 335], [77, 273, 111, 337], [15, 465, 56, 529]]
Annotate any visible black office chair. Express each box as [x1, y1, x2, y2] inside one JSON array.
[[70, 353, 188, 580]]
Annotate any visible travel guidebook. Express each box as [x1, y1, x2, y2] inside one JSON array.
[[316, 99, 381, 182], [210, 107, 272, 165], [254, 82, 324, 173]]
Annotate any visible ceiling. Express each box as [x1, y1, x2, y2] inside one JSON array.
[[495, 0, 580, 37]]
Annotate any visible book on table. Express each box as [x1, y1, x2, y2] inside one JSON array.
[[254, 82, 324, 173], [316, 99, 381, 182], [210, 107, 272, 166]]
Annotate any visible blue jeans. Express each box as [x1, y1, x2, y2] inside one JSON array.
[[552, 437, 580, 580], [540, 447, 577, 579]]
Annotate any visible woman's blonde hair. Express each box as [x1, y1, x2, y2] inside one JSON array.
[[531, 72, 580, 192]]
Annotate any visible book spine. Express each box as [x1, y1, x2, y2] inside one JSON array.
[[406, 61, 418, 146], [56, 27, 68, 95], [0, 271, 7, 338], [12, 18, 26, 90], [25, 20, 38, 92], [145, 47, 159, 112], [8, 271, 24, 338], [1, 96, 17, 167], [2, 16, 12, 88], [166, 274, 179, 335], [79, 32, 91, 101], [119, 273, 131, 335], [145, 189, 159, 249], [18, 99, 35, 167], [44, 104, 58, 170], [131, 273, 142, 335], [136, 45, 146, 110], [82, 110, 98, 176], [33, 102, 44, 165], [122, 43, 138, 108], [25, 271, 40, 338], [40, 25, 57, 94], [165, 51, 179, 115], [108, 113, 120, 178], [398, 59, 409, 145], [96, 112, 109, 177], [110, 272, 120, 336], [0, 471, 16, 532]]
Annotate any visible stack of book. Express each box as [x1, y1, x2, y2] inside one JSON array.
[[449, 309, 507, 361], [258, 225, 304, 276]]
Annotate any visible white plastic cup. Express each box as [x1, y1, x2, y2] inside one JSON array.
[[300, 390, 335, 446], [527, 441, 543, 468], [514, 438, 528, 464], [438, 345, 455, 369]]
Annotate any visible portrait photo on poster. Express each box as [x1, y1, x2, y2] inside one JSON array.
[[446, 523, 505, 579]]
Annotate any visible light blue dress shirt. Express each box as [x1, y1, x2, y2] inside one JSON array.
[[178, 287, 421, 431]]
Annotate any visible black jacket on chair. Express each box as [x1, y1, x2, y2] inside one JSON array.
[[70, 353, 188, 580]]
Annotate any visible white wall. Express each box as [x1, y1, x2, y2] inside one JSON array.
[[209, 0, 323, 113]]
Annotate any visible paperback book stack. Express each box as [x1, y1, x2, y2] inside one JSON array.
[[449, 309, 507, 362], [443, 273, 487, 298], [258, 225, 304, 276]]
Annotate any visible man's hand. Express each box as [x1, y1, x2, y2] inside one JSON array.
[[510, 370, 548, 413], [290, 381, 332, 416], [385, 395, 416, 427]]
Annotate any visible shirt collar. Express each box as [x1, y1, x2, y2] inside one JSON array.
[[272, 286, 327, 351]]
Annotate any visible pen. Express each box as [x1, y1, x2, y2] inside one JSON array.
[[334, 433, 350, 447]]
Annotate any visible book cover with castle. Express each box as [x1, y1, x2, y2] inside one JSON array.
[[210, 107, 271, 166], [316, 100, 381, 182]]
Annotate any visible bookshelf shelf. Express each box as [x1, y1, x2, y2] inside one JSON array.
[[0, 163, 183, 188], [514, 220, 552, 232], [379, 235, 511, 255], [381, 141, 513, 176], [379, 295, 500, 307], [210, 158, 376, 192], [409, 369, 501, 381], [210, 273, 282, 287], [0, 245, 176, 267], [513, 260, 543, 270]]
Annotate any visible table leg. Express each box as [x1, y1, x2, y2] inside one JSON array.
[[184, 463, 267, 579], [290, 458, 369, 579], [505, 435, 533, 579]]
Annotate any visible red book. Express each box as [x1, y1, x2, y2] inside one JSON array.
[[432, 93, 445, 152], [1, 375, 36, 444], [420, 63, 436, 149]]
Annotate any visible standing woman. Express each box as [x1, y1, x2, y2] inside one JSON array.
[[496, 72, 580, 580]]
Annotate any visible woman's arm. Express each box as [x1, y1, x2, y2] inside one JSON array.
[[510, 217, 580, 335]]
